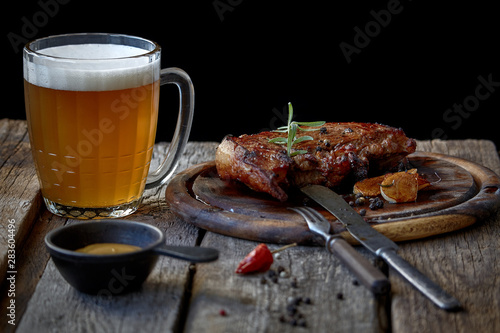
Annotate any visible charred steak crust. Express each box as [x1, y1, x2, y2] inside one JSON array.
[[215, 122, 416, 201]]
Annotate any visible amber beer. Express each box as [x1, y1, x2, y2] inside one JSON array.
[[23, 34, 194, 219], [25, 80, 159, 209]]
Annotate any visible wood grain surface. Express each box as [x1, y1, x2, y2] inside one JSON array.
[[1, 119, 499, 333], [0, 119, 42, 282], [166, 152, 500, 245]]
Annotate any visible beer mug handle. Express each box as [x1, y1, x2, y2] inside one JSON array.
[[145, 68, 194, 189]]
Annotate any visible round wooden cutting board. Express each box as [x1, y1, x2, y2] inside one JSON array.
[[165, 152, 500, 245]]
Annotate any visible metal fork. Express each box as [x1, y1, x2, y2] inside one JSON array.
[[290, 206, 390, 295]]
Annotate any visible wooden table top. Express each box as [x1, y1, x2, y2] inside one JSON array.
[[1, 118, 499, 333]]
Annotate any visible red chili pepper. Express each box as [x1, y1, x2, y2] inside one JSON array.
[[235, 243, 297, 274], [235, 243, 273, 274]]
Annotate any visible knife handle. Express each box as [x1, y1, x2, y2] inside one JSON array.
[[378, 248, 462, 311], [326, 236, 390, 295]]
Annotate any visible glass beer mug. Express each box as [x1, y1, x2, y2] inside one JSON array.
[[23, 33, 194, 219]]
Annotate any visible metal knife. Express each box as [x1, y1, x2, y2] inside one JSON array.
[[301, 185, 462, 311], [290, 207, 390, 295]]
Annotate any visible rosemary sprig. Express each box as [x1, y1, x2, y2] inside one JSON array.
[[269, 103, 325, 157]]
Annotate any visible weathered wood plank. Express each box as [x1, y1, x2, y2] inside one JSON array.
[[391, 139, 500, 333], [15, 141, 218, 333], [0, 211, 67, 333], [185, 232, 388, 333], [0, 119, 42, 283], [2, 120, 499, 333], [16, 214, 199, 333], [416, 139, 500, 175]]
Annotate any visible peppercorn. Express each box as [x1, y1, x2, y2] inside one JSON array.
[[343, 127, 353, 134], [355, 196, 366, 206], [280, 295, 312, 327], [369, 197, 384, 210]]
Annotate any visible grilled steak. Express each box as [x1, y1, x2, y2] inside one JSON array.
[[215, 122, 416, 201]]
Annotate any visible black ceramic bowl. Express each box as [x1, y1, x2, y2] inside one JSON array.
[[45, 220, 218, 295]]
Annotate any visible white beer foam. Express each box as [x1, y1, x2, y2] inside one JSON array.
[[39, 44, 147, 59], [24, 44, 160, 91]]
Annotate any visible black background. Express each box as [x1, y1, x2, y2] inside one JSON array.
[[4, 1, 499, 147]]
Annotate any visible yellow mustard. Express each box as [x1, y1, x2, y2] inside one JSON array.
[[75, 243, 141, 255]]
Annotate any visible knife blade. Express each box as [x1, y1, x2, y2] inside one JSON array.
[[301, 185, 462, 311], [289, 207, 390, 295]]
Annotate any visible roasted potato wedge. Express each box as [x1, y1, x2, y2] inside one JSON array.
[[380, 171, 419, 203], [416, 175, 431, 190], [353, 174, 386, 197], [353, 169, 431, 203]]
